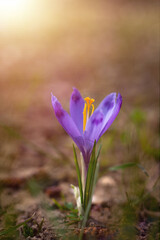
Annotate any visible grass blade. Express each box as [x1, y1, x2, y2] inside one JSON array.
[[137, 164, 149, 177], [109, 162, 137, 171], [0, 214, 34, 236], [109, 162, 149, 177]]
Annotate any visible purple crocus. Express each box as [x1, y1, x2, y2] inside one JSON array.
[[51, 88, 122, 175]]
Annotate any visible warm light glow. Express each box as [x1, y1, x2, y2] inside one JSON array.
[[0, 0, 29, 17], [0, 0, 64, 34], [0, 0, 33, 29]]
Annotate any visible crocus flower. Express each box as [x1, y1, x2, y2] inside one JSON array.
[[51, 88, 122, 175]]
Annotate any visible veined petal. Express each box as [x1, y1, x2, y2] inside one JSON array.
[[70, 88, 84, 135], [84, 93, 116, 143], [84, 109, 104, 143], [51, 93, 84, 152], [84, 92, 122, 143], [94, 92, 117, 140], [96, 93, 117, 115], [99, 93, 122, 139]]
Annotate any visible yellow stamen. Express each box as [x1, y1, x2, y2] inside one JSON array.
[[83, 103, 87, 132], [83, 97, 95, 132], [85, 97, 91, 116], [84, 97, 90, 104], [91, 104, 94, 115], [90, 98, 95, 105]]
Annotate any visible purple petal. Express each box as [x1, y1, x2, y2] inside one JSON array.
[[84, 93, 116, 143], [96, 92, 117, 115], [51, 93, 84, 152], [70, 88, 84, 135], [84, 93, 122, 143], [84, 109, 104, 144], [98, 93, 122, 139]]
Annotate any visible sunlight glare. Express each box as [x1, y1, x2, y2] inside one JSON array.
[[0, 0, 29, 15], [0, 0, 33, 28], [0, 0, 64, 35]]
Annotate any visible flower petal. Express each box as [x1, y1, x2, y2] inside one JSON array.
[[51, 93, 84, 152], [70, 88, 84, 135], [99, 93, 122, 139], [84, 92, 122, 143], [84, 109, 104, 144]]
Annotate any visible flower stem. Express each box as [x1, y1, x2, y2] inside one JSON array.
[[80, 152, 85, 199]]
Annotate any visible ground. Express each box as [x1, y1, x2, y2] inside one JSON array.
[[0, 1, 159, 239]]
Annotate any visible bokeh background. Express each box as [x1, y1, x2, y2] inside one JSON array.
[[0, 0, 159, 238]]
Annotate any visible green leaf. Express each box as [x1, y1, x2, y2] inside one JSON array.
[[96, 144, 102, 160], [109, 162, 149, 177], [0, 215, 34, 236], [22, 223, 34, 238], [67, 212, 78, 218], [63, 202, 74, 210], [84, 142, 95, 210], [109, 162, 137, 171], [52, 198, 64, 210], [80, 158, 99, 240], [73, 144, 83, 207], [84, 141, 98, 212]]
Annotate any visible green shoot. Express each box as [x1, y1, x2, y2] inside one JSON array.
[[84, 141, 98, 211], [73, 144, 83, 207]]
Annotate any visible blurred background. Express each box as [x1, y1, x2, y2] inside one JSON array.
[[0, 0, 159, 238]]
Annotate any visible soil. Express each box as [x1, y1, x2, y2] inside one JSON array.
[[0, 1, 159, 239]]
